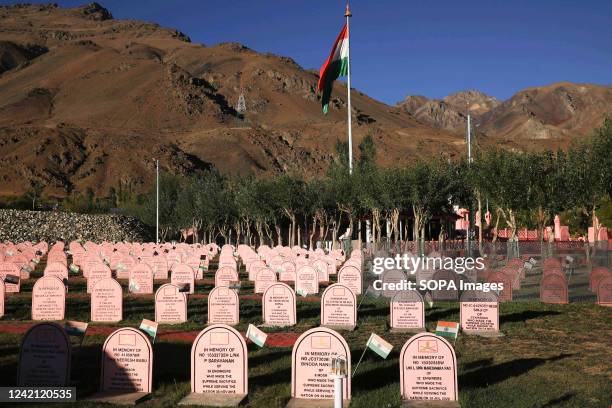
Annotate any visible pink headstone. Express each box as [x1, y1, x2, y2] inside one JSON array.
[[381, 269, 407, 298], [296, 266, 319, 295], [207, 286, 239, 325], [248, 260, 266, 281], [313, 259, 329, 282], [291, 327, 351, 400], [191, 324, 248, 395], [337, 266, 362, 295], [100, 328, 153, 393], [320, 284, 357, 329], [155, 284, 188, 324], [269, 256, 284, 274], [0, 279, 4, 318], [596, 275, 612, 306], [487, 271, 513, 302], [171, 264, 195, 294], [17, 322, 71, 386], [589, 267, 611, 292], [215, 266, 239, 288], [254, 268, 277, 294], [431, 270, 459, 301], [0, 262, 21, 293], [151, 256, 169, 280], [390, 291, 425, 331], [44, 262, 68, 280], [400, 332, 458, 402], [262, 283, 296, 327], [87, 264, 112, 294], [91, 278, 123, 322], [540, 274, 569, 304], [129, 263, 154, 294], [460, 290, 499, 334], [32, 276, 66, 321], [279, 261, 296, 282]]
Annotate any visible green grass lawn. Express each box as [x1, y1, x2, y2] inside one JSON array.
[[0, 260, 610, 407]]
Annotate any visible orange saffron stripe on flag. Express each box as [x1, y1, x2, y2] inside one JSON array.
[[437, 321, 459, 328]]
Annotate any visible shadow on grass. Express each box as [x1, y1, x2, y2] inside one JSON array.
[[250, 367, 291, 390], [463, 358, 494, 370], [500, 310, 561, 324], [459, 353, 572, 389], [153, 342, 191, 385], [540, 392, 576, 407], [249, 349, 291, 367], [426, 307, 459, 322], [352, 361, 398, 392]]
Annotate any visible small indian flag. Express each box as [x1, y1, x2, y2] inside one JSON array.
[[296, 288, 308, 297], [229, 280, 241, 291], [69, 264, 80, 273], [64, 320, 88, 337], [246, 324, 267, 348], [139, 319, 158, 342], [366, 333, 393, 359], [435, 321, 460, 341], [4, 274, 19, 284]]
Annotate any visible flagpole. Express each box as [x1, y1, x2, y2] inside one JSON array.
[[345, 4, 353, 174]]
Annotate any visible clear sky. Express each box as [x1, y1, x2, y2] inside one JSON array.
[[4, 0, 611, 104]]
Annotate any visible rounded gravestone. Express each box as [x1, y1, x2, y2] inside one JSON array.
[[291, 327, 351, 401], [32, 276, 66, 321], [338, 265, 362, 295], [296, 266, 319, 296], [262, 282, 296, 327], [390, 290, 425, 332], [207, 286, 239, 325], [155, 284, 187, 324], [190, 324, 248, 395], [320, 284, 356, 330], [17, 322, 71, 386], [215, 266, 239, 288], [100, 327, 153, 393], [460, 290, 500, 335], [91, 278, 123, 323], [400, 332, 458, 402], [540, 274, 569, 304]]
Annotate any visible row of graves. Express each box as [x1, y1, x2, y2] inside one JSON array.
[[2, 240, 611, 406], [368, 249, 612, 308]]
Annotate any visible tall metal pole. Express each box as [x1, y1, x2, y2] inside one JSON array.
[[467, 113, 472, 163], [156, 159, 159, 244], [345, 4, 353, 175]]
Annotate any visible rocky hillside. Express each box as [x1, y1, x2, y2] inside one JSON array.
[[0, 209, 152, 242], [0, 2, 457, 197], [0, 3, 609, 198], [399, 84, 612, 147]]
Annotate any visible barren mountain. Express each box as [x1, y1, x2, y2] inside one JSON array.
[[0, 2, 461, 197], [399, 84, 612, 146], [0, 3, 609, 199]]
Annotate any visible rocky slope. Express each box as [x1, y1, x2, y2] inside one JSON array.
[[0, 2, 458, 197], [0, 3, 609, 198], [398, 84, 612, 147], [0, 209, 152, 242]]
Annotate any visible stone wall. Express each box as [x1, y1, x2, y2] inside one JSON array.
[[0, 209, 152, 243]]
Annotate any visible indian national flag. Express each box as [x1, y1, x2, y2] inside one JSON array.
[[246, 324, 267, 348], [139, 319, 158, 342], [435, 321, 460, 341], [366, 333, 393, 359], [64, 320, 88, 337], [317, 24, 349, 114]]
